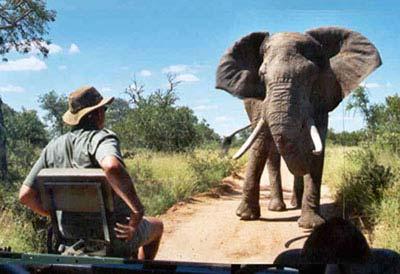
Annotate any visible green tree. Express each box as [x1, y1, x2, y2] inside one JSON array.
[[0, 97, 7, 179], [2, 102, 47, 181], [38, 90, 68, 137], [105, 97, 130, 129], [117, 74, 219, 152], [0, 0, 56, 59], [347, 86, 400, 153], [0, 0, 55, 178], [326, 128, 365, 146], [194, 119, 220, 146]]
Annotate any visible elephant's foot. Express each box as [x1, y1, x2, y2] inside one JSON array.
[[298, 212, 325, 229], [236, 200, 260, 220], [268, 198, 286, 211]]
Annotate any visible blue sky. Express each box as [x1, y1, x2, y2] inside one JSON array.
[[0, 0, 399, 136]]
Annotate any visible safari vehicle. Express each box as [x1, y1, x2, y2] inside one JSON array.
[[0, 168, 299, 273], [2, 1, 400, 273], [1, 169, 399, 274]]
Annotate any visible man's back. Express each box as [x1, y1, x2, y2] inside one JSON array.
[[19, 86, 163, 259], [25, 128, 130, 240], [41, 128, 118, 169]]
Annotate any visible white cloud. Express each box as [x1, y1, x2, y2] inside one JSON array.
[[139, 70, 152, 77], [0, 84, 25, 93], [68, 43, 80, 54], [162, 64, 201, 83], [162, 64, 190, 74], [361, 82, 392, 89], [0, 56, 47, 71], [46, 43, 63, 54], [58, 65, 67, 70], [176, 73, 199, 82], [364, 82, 381, 89], [193, 105, 218, 111], [215, 116, 230, 123], [100, 87, 112, 93]]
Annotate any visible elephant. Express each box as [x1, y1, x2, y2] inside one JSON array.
[[215, 27, 381, 228], [222, 116, 303, 211]]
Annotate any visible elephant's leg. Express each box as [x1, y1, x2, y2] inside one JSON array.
[[297, 152, 325, 229], [267, 145, 286, 211], [290, 176, 303, 208], [236, 132, 270, 220]]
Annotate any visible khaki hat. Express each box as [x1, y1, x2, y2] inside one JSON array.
[[62, 86, 114, 126]]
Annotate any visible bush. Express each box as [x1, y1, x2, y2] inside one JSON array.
[[335, 149, 394, 225], [372, 180, 400, 252], [188, 150, 236, 192], [115, 76, 220, 152], [0, 184, 49, 252]]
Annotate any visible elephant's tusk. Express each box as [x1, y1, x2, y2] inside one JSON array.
[[307, 119, 323, 156], [233, 119, 265, 160]]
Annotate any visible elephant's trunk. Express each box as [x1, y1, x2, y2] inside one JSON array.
[[265, 82, 312, 176]]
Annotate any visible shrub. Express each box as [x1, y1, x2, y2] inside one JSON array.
[[372, 180, 400, 252], [335, 149, 394, 227], [187, 149, 237, 192]]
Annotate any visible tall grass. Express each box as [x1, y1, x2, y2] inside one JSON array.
[[324, 144, 400, 252], [125, 149, 240, 216], [322, 145, 359, 191], [372, 180, 400, 251], [0, 148, 241, 252]]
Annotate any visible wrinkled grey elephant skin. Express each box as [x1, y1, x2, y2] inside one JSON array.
[[215, 27, 381, 228]]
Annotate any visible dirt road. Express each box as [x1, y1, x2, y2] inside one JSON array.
[[156, 160, 338, 264]]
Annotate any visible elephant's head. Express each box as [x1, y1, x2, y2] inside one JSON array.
[[216, 27, 381, 176]]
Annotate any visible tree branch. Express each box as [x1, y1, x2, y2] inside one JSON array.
[[0, 0, 33, 29]]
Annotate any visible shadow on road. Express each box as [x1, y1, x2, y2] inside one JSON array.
[[258, 216, 300, 222]]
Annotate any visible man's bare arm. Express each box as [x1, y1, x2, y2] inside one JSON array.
[[100, 155, 144, 219], [19, 185, 50, 217]]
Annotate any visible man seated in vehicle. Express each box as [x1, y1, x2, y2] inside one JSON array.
[[18, 86, 163, 260]]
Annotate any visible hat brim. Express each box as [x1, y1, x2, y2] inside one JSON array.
[[62, 97, 114, 126]]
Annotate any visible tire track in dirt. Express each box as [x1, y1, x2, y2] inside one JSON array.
[[156, 160, 339, 264]]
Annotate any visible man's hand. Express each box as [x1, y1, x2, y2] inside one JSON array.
[[114, 212, 143, 241]]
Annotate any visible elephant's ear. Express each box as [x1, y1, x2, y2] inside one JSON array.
[[216, 32, 269, 99], [306, 27, 382, 111]]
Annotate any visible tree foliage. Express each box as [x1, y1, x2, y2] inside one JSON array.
[[1, 102, 47, 181], [346, 86, 400, 153], [0, 0, 56, 59], [113, 74, 220, 152], [326, 128, 365, 146], [38, 90, 69, 137], [0, 0, 55, 178]]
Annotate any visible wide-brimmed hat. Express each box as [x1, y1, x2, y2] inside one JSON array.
[[62, 86, 114, 126]]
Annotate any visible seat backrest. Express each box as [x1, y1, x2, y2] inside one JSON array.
[[37, 168, 115, 245]]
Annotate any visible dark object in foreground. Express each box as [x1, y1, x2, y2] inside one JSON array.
[[274, 218, 400, 274]]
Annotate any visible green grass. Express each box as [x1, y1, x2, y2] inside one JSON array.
[[0, 147, 243, 252], [324, 144, 400, 252], [322, 145, 359, 192], [124, 148, 240, 216], [372, 180, 400, 251]]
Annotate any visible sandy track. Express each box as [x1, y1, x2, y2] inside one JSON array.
[[156, 161, 338, 264]]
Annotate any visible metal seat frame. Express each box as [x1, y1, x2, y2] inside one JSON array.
[[37, 168, 115, 255]]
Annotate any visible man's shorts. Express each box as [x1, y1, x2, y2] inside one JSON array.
[[111, 217, 155, 258]]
